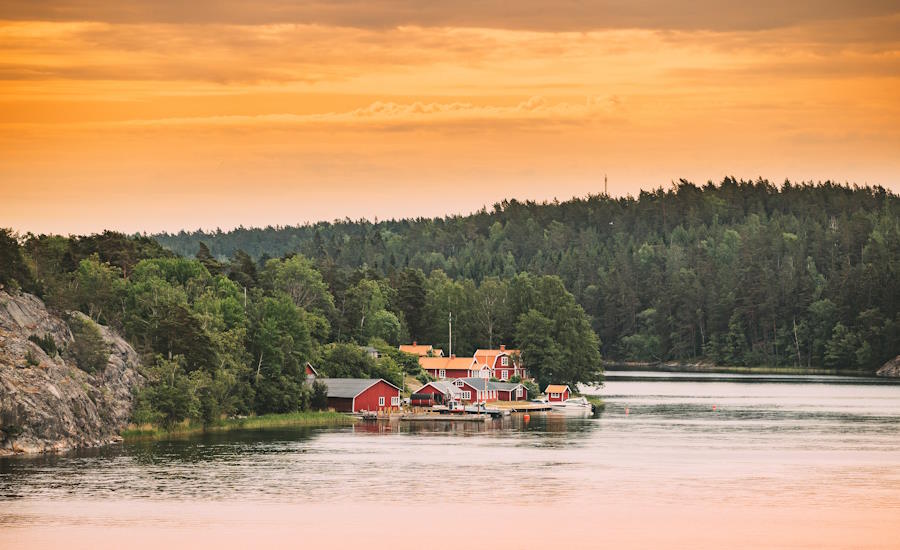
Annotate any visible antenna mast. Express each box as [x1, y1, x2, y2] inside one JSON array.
[[448, 312, 453, 357]]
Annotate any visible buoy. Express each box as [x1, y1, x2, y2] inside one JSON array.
[[712, 404, 717, 411], [523, 413, 530, 422], [625, 407, 630, 415]]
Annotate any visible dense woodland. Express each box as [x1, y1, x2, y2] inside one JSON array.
[[2, 179, 897, 427], [157, 179, 898, 373]]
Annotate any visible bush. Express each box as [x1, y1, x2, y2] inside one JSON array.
[[67, 315, 109, 373], [416, 372, 434, 385], [523, 380, 540, 399], [25, 349, 40, 366], [28, 333, 58, 357], [311, 380, 329, 411]]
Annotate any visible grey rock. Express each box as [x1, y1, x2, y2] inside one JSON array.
[[876, 356, 900, 378], [0, 291, 144, 455]]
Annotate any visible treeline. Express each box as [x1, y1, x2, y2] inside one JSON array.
[[156, 179, 899, 373], [0, 230, 600, 427]]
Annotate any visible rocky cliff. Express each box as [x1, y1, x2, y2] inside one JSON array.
[[0, 291, 143, 455], [876, 356, 900, 378]]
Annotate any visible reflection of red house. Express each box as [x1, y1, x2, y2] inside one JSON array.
[[318, 378, 401, 413], [545, 385, 571, 402]]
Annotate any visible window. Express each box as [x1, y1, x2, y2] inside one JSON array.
[[453, 379, 464, 387], [551, 393, 560, 399], [461, 391, 471, 400], [480, 369, 489, 379], [516, 387, 524, 397], [439, 369, 446, 379], [391, 396, 400, 406], [500, 370, 508, 380], [378, 396, 385, 407], [501, 356, 509, 366]]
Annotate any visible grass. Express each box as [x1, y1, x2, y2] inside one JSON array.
[[121, 411, 356, 441], [583, 395, 606, 410]]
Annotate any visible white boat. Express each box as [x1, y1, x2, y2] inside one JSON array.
[[550, 397, 595, 414]]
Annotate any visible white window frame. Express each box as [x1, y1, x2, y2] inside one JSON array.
[[480, 369, 489, 379], [378, 396, 385, 407], [461, 391, 471, 400], [500, 370, 508, 380], [453, 379, 464, 387], [439, 369, 446, 379], [390, 396, 400, 406], [516, 387, 524, 397], [550, 392, 560, 399], [501, 356, 509, 366]]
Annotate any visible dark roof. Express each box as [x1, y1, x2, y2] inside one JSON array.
[[489, 381, 523, 391], [457, 377, 490, 391], [318, 378, 399, 399], [422, 381, 463, 396]]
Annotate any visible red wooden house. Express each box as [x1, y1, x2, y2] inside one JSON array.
[[473, 345, 527, 381], [452, 378, 499, 403], [544, 384, 571, 402], [419, 356, 486, 380], [318, 378, 401, 413], [413, 380, 464, 405]]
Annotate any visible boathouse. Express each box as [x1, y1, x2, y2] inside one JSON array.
[[544, 384, 571, 402], [491, 381, 527, 401], [317, 378, 401, 413], [413, 380, 463, 405]]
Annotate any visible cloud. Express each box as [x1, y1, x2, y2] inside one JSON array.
[[2, 1, 899, 32]]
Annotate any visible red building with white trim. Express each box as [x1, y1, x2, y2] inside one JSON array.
[[318, 378, 401, 413], [544, 384, 571, 402]]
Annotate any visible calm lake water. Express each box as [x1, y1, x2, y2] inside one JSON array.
[[2, 372, 900, 549]]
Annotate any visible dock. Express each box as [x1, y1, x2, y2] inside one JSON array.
[[400, 414, 489, 422]]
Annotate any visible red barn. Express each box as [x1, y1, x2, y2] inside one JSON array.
[[318, 378, 401, 413], [545, 384, 571, 402]]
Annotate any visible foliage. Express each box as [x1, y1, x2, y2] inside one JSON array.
[[28, 333, 58, 357], [67, 315, 109, 374]]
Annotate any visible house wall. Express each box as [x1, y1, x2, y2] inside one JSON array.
[[547, 389, 570, 402], [327, 396, 354, 412], [354, 380, 401, 412]]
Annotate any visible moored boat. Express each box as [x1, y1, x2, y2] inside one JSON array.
[[550, 396, 595, 414]]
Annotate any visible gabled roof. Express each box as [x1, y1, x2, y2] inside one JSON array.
[[304, 362, 319, 376], [399, 343, 443, 357], [489, 381, 524, 391], [318, 378, 400, 399], [474, 348, 520, 366], [545, 384, 571, 394], [419, 356, 477, 371], [418, 380, 463, 397], [456, 377, 490, 391]]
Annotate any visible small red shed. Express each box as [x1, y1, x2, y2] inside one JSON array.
[[318, 378, 401, 413], [545, 384, 571, 402]]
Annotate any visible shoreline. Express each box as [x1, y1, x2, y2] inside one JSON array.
[[121, 411, 357, 442], [603, 361, 874, 377]]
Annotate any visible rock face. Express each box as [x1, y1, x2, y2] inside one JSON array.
[[0, 291, 144, 455], [876, 356, 900, 378]]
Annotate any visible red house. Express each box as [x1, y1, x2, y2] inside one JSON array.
[[473, 345, 527, 380], [453, 378, 499, 403], [399, 342, 443, 357], [545, 384, 571, 402], [304, 362, 319, 380], [318, 378, 401, 413], [419, 356, 483, 380]]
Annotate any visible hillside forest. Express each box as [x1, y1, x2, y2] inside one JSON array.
[[1, 178, 897, 427]]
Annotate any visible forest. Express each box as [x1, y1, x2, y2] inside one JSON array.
[[1, 179, 897, 428], [156, 179, 898, 373]]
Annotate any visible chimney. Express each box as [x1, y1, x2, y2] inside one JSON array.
[[500, 345, 506, 351]]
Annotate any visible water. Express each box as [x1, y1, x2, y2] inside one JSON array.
[[2, 372, 900, 549]]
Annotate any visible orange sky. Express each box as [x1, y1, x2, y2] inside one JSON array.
[[1, 1, 898, 234]]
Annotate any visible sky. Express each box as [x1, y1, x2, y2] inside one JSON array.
[[1, 1, 898, 235]]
